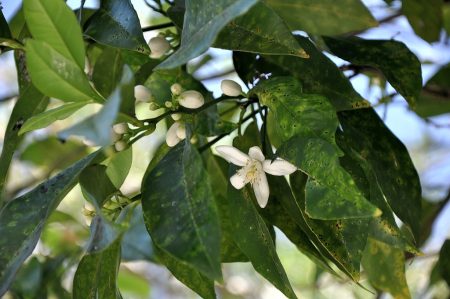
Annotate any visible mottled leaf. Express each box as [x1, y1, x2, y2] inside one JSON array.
[[80, 165, 117, 209], [23, 0, 85, 68], [324, 36, 422, 107], [362, 238, 411, 298], [157, 0, 258, 69], [25, 40, 103, 103], [142, 141, 221, 279], [85, 0, 149, 54], [93, 47, 125, 98], [0, 152, 99, 297], [403, 0, 443, 43], [264, 0, 377, 35], [214, 2, 308, 58]]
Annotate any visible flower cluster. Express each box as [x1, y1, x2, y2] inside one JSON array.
[[112, 123, 129, 152]]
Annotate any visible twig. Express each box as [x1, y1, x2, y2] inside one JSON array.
[[142, 22, 174, 32]]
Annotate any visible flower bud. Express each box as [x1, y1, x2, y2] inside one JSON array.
[[221, 79, 243, 97], [134, 85, 152, 102], [148, 36, 171, 59], [171, 113, 182, 121], [113, 123, 128, 134], [111, 131, 122, 142], [166, 122, 182, 147], [170, 83, 183, 96], [165, 101, 173, 108], [176, 122, 186, 139], [179, 90, 204, 109], [114, 140, 127, 152], [190, 135, 198, 144]]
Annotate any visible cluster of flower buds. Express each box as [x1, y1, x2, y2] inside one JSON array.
[[221, 79, 243, 97], [134, 85, 152, 102], [112, 122, 129, 152], [148, 35, 171, 59]]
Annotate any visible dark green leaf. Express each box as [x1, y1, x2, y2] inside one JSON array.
[[23, 0, 86, 68], [0, 151, 99, 297], [73, 216, 123, 299], [19, 102, 90, 135], [403, 0, 443, 42], [265, 0, 377, 35], [0, 8, 11, 38], [93, 47, 125, 98], [142, 141, 222, 279], [338, 108, 422, 240], [157, 0, 258, 69], [263, 36, 370, 111], [226, 174, 297, 298], [362, 238, 411, 298], [324, 36, 422, 107], [214, 2, 308, 58], [80, 165, 117, 209], [431, 239, 450, 287], [25, 40, 103, 103], [106, 148, 133, 189], [85, 0, 149, 54]]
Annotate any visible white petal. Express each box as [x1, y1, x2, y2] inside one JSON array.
[[248, 146, 265, 162], [221, 79, 242, 97], [216, 145, 249, 166], [134, 85, 152, 102], [263, 159, 297, 176], [166, 122, 181, 147], [148, 36, 170, 58], [230, 172, 246, 189], [253, 172, 269, 208], [176, 122, 186, 139], [179, 90, 205, 109]]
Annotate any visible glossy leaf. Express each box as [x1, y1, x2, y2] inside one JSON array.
[[85, 0, 149, 54], [25, 40, 103, 103], [265, 0, 377, 35], [324, 36, 422, 107], [19, 102, 91, 135], [93, 47, 125, 98], [214, 2, 308, 58], [142, 141, 221, 279], [0, 152, 99, 297], [73, 216, 123, 299], [106, 148, 133, 189], [338, 108, 422, 240], [0, 9, 11, 38], [249, 76, 338, 144], [79, 165, 117, 209], [263, 36, 369, 111], [157, 0, 258, 69], [23, 0, 85, 69], [362, 238, 411, 299], [403, 0, 443, 42], [59, 66, 133, 146], [226, 174, 297, 298]]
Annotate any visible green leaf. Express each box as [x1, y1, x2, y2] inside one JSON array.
[[431, 240, 450, 287], [263, 36, 370, 111], [106, 148, 133, 189], [93, 47, 124, 98], [59, 66, 133, 146], [415, 63, 450, 117], [324, 36, 422, 107], [264, 0, 377, 35], [0, 151, 99, 297], [85, 0, 149, 54], [249, 76, 338, 145], [23, 0, 85, 69], [20, 137, 89, 171], [277, 134, 379, 219], [403, 0, 443, 43], [25, 40, 103, 103], [157, 0, 258, 69], [142, 141, 222, 279], [73, 216, 123, 299], [79, 165, 118, 209], [214, 2, 308, 58], [338, 108, 422, 240], [362, 238, 411, 299], [19, 102, 91, 135], [0, 9, 11, 38], [226, 174, 297, 299]]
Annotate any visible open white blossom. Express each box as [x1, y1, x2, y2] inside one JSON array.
[[148, 36, 171, 58], [221, 79, 243, 97], [215, 145, 297, 208], [166, 121, 186, 147], [179, 90, 204, 109]]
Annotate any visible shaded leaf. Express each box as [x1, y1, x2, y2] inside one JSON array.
[[0, 152, 99, 297], [93, 47, 125, 98], [23, 0, 85, 68], [362, 238, 411, 299], [157, 0, 258, 69], [324, 36, 422, 107], [25, 40, 102, 103], [214, 2, 308, 58], [106, 147, 133, 189], [403, 0, 443, 43], [85, 0, 149, 54], [142, 141, 222, 279], [265, 0, 377, 35], [0, 8, 11, 38], [430, 239, 450, 287], [80, 165, 117, 209]]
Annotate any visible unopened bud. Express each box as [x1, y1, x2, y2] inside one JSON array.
[[166, 122, 182, 147], [176, 122, 186, 139], [221, 79, 243, 97], [134, 85, 152, 102], [179, 90, 204, 109], [165, 101, 173, 108], [114, 140, 127, 152], [148, 36, 171, 59], [113, 123, 128, 134], [171, 113, 182, 121], [190, 135, 198, 144], [170, 83, 183, 95]]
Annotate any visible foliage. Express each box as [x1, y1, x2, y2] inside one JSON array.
[[0, 0, 449, 298]]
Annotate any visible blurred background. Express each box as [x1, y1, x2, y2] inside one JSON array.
[[1, 0, 450, 298]]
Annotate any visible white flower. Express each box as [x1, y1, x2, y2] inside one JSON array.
[[134, 85, 152, 102], [221, 79, 243, 97], [166, 121, 186, 147], [179, 90, 205, 109], [215, 145, 297, 208], [113, 123, 128, 134], [170, 83, 183, 95], [148, 36, 171, 58]]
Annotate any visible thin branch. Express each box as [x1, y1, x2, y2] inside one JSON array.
[[142, 22, 174, 32]]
